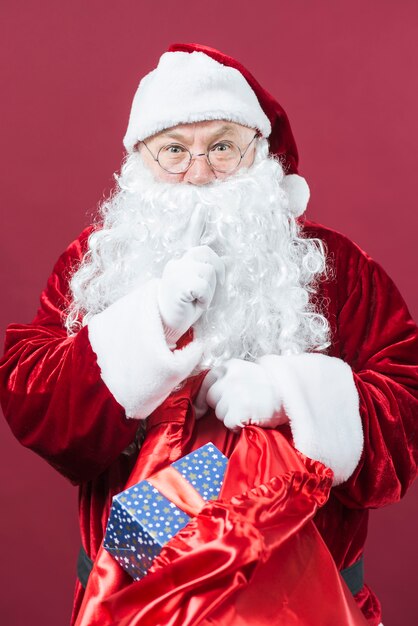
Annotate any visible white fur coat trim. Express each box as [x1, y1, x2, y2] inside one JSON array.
[[123, 51, 271, 150], [87, 279, 202, 419], [258, 353, 363, 485]]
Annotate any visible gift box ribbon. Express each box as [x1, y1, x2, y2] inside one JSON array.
[[148, 465, 206, 517]]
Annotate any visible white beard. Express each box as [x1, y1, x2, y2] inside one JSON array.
[[67, 140, 330, 368]]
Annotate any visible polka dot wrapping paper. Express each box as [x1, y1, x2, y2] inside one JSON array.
[[103, 443, 228, 580]]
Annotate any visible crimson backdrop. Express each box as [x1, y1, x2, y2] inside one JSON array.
[[1, 2, 417, 625]]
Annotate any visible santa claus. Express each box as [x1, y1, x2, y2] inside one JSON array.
[[1, 43, 417, 626]]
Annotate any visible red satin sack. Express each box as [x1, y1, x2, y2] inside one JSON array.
[[76, 426, 368, 626]]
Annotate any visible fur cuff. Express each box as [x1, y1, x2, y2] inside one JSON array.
[[258, 353, 363, 485], [87, 279, 202, 419]]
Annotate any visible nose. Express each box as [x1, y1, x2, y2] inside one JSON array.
[[183, 154, 216, 185]]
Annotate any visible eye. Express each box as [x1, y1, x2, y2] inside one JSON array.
[[163, 144, 188, 154], [210, 141, 234, 153]]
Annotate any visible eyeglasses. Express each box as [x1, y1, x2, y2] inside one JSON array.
[[140, 133, 259, 175]]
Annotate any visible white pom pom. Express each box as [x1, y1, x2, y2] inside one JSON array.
[[282, 174, 310, 217]]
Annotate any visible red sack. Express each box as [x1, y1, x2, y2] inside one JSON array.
[[75, 414, 368, 626]]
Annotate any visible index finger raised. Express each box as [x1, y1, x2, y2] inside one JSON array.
[[184, 204, 206, 248]]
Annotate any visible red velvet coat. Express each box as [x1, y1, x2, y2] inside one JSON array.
[[1, 220, 417, 625]]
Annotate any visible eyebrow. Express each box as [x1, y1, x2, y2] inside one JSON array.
[[160, 124, 237, 143]]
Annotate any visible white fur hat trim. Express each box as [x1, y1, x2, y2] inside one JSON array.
[[123, 51, 271, 151], [282, 174, 310, 217]]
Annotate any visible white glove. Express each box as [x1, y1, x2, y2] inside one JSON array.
[[198, 358, 288, 432], [158, 207, 225, 345], [88, 279, 203, 419]]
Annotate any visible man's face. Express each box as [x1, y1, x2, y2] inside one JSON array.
[[137, 120, 258, 185]]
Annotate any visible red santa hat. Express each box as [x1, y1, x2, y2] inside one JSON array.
[[123, 43, 309, 217]]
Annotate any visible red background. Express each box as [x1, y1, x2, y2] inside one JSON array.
[[1, 1, 417, 624]]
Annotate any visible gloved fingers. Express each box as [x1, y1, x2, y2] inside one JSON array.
[[178, 274, 213, 307], [194, 401, 209, 420], [213, 396, 230, 423], [206, 374, 227, 408], [194, 369, 218, 410], [186, 246, 225, 286], [223, 411, 246, 433], [194, 367, 226, 419], [162, 258, 215, 296], [192, 283, 216, 309], [184, 204, 206, 248], [192, 261, 217, 293]]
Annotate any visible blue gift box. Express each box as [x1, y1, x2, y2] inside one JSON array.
[[104, 442, 228, 580]]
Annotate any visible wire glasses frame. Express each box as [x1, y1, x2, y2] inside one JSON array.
[[140, 133, 259, 174]]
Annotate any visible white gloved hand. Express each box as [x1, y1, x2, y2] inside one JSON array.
[[88, 279, 204, 419], [158, 206, 225, 345], [199, 358, 288, 432]]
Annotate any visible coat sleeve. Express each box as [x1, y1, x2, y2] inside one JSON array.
[[332, 249, 418, 509], [0, 228, 140, 484], [258, 227, 418, 504]]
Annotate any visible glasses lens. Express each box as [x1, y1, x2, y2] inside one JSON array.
[[208, 141, 241, 172], [158, 144, 191, 173]]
